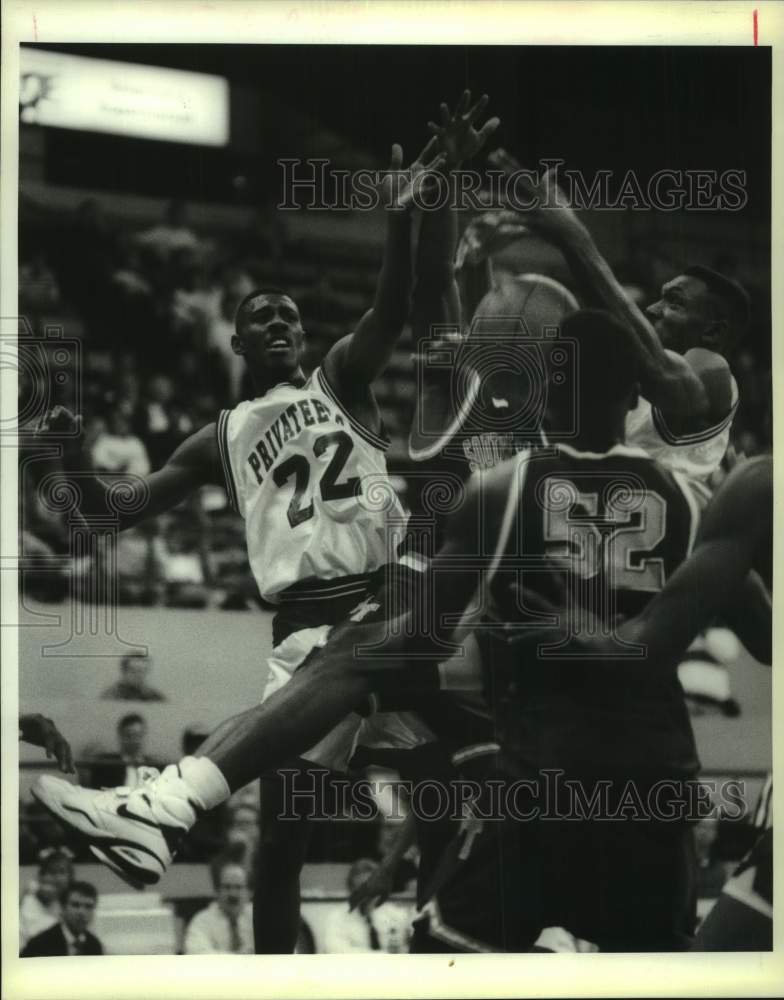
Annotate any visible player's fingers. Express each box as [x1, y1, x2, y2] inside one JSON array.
[[476, 116, 501, 143], [439, 102, 451, 126], [456, 89, 472, 116], [543, 166, 567, 206], [389, 143, 404, 171], [465, 92, 489, 123], [426, 121, 442, 136], [487, 147, 520, 175], [61, 740, 75, 774], [416, 135, 439, 167], [429, 152, 447, 172]]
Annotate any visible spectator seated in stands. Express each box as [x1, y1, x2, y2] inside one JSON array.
[[86, 712, 162, 790], [101, 654, 167, 702], [206, 269, 255, 404], [21, 881, 104, 957], [136, 198, 201, 262], [137, 374, 192, 470], [370, 901, 414, 954], [19, 847, 75, 949], [19, 252, 61, 313], [90, 412, 151, 478], [219, 800, 261, 884], [159, 513, 210, 609], [183, 862, 253, 954], [115, 520, 168, 607]]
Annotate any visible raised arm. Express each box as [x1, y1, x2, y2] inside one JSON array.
[[324, 139, 446, 396], [488, 150, 710, 418], [411, 91, 500, 341], [622, 455, 772, 667], [42, 406, 221, 531]]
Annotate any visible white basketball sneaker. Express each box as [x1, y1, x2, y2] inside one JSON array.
[[32, 766, 200, 888]]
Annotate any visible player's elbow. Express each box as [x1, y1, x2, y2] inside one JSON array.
[[644, 364, 709, 418]]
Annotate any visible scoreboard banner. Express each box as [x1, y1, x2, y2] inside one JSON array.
[[19, 47, 229, 147]]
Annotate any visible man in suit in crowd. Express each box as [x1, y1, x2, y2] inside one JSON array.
[[21, 881, 104, 957], [101, 654, 167, 702], [87, 713, 160, 789], [183, 862, 253, 954]]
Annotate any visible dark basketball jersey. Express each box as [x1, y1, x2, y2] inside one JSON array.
[[478, 442, 704, 782]]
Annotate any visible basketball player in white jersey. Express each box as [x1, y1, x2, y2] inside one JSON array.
[[34, 100, 501, 949], [480, 149, 750, 484]]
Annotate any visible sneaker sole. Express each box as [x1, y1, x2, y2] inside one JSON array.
[[89, 845, 148, 891], [31, 785, 160, 891]]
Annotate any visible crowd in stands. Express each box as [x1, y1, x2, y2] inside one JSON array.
[[18, 193, 772, 609]]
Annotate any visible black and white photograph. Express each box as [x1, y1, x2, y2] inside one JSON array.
[[2, 2, 781, 997]]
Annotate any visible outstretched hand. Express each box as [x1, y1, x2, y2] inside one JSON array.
[[455, 209, 530, 268], [428, 90, 500, 168], [19, 713, 75, 773], [35, 404, 86, 462], [348, 864, 395, 914], [36, 404, 82, 437], [379, 138, 446, 211], [487, 147, 586, 244]]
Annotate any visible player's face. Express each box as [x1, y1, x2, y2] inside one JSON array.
[[236, 294, 305, 375], [62, 892, 96, 935], [645, 275, 715, 352]]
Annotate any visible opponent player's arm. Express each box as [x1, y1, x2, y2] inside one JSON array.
[[543, 228, 714, 418], [618, 456, 772, 667], [716, 569, 772, 667], [44, 407, 220, 531], [348, 811, 418, 912], [487, 150, 709, 417], [404, 461, 514, 656]]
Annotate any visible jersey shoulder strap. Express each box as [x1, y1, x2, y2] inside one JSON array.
[[313, 365, 390, 452], [216, 406, 242, 514], [651, 373, 738, 445]]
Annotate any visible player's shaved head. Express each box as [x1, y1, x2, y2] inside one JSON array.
[[682, 265, 750, 347]]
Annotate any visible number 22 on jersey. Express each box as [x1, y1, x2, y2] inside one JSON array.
[[273, 430, 361, 528]]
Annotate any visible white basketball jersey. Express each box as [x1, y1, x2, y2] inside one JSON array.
[[625, 374, 738, 483], [217, 367, 407, 602]]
